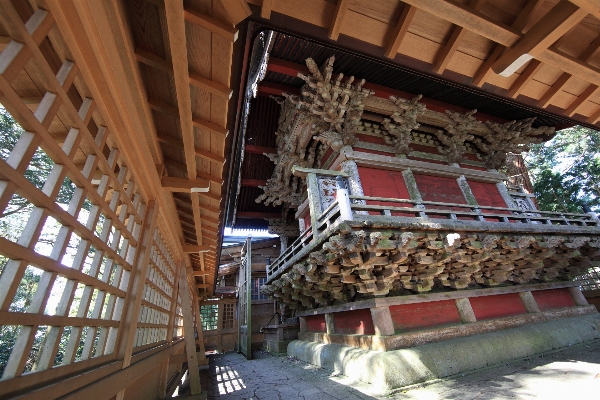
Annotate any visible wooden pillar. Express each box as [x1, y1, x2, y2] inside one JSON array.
[[306, 172, 321, 239], [299, 317, 307, 332], [568, 286, 589, 306], [325, 313, 335, 334], [455, 298, 477, 323], [156, 359, 170, 399], [336, 175, 353, 221], [166, 263, 183, 342], [112, 200, 158, 400], [370, 307, 395, 336], [457, 175, 484, 221], [192, 288, 207, 360], [178, 273, 202, 395], [401, 169, 427, 217], [519, 291, 541, 313], [114, 200, 157, 362]]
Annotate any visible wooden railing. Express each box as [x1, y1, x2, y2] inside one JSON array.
[[266, 178, 599, 282], [348, 195, 599, 226]]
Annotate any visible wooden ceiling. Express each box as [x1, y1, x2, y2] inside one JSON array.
[[118, 0, 252, 298], [8, 0, 600, 300], [248, 0, 600, 128]]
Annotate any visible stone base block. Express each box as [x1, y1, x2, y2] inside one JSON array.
[[288, 313, 600, 392], [263, 339, 294, 355]]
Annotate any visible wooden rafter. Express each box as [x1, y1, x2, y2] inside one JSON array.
[[163, 1, 209, 274], [158, 133, 225, 164], [217, 0, 252, 26], [491, 0, 588, 77], [183, 7, 238, 42], [538, 32, 600, 107], [432, 0, 484, 74], [134, 47, 232, 99], [384, 4, 416, 59], [164, 157, 223, 184], [329, 0, 349, 41], [506, 59, 543, 99], [261, 0, 273, 19]]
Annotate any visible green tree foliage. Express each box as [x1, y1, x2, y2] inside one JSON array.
[[525, 126, 600, 213]]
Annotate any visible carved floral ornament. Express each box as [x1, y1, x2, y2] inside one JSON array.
[[256, 56, 555, 209]]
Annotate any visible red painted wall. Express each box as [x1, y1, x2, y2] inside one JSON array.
[[333, 309, 375, 335], [320, 147, 334, 168], [389, 300, 461, 332], [413, 174, 469, 219], [468, 180, 511, 222], [470, 293, 527, 320], [305, 315, 326, 333], [533, 288, 576, 311], [357, 167, 413, 216]]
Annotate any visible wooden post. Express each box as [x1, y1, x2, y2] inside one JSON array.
[[112, 200, 158, 400], [455, 298, 477, 322], [306, 172, 321, 240], [245, 237, 252, 359], [336, 175, 353, 222], [299, 317, 307, 332], [325, 313, 335, 334], [114, 200, 158, 365], [191, 287, 207, 361], [370, 307, 395, 336], [519, 291, 541, 313], [178, 272, 203, 395], [167, 262, 183, 342], [569, 286, 589, 306]]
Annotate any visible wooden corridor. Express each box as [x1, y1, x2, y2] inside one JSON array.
[[3, 0, 600, 399]]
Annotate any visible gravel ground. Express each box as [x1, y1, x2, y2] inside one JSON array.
[[195, 339, 600, 400]]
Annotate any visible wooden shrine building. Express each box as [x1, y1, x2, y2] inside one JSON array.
[[2, 0, 600, 398]]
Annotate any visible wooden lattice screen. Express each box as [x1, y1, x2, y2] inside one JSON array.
[[0, 2, 195, 397]]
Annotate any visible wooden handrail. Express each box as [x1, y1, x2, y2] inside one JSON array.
[[349, 195, 593, 218]]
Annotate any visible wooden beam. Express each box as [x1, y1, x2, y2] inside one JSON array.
[[158, 134, 225, 164], [184, 7, 238, 42], [492, 0, 588, 76], [164, 157, 223, 184], [241, 178, 268, 187], [162, 177, 210, 193], [182, 245, 211, 253], [384, 4, 416, 59], [506, 59, 543, 98], [197, 283, 212, 289], [218, 0, 252, 25], [192, 116, 228, 137], [472, 0, 542, 87], [136, 48, 232, 99], [257, 81, 300, 96], [432, 0, 484, 74], [564, 84, 600, 116], [261, 0, 273, 19], [148, 98, 178, 116], [245, 144, 277, 154], [236, 212, 281, 219], [134, 47, 172, 74], [328, 0, 349, 40], [199, 203, 221, 214], [538, 32, 600, 107], [178, 274, 202, 395], [189, 72, 232, 100]]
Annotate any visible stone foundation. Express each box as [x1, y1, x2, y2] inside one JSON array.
[[262, 324, 300, 356], [288, 313, 600, 392]]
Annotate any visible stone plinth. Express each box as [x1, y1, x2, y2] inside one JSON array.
[[262, 323, 300, 355]]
